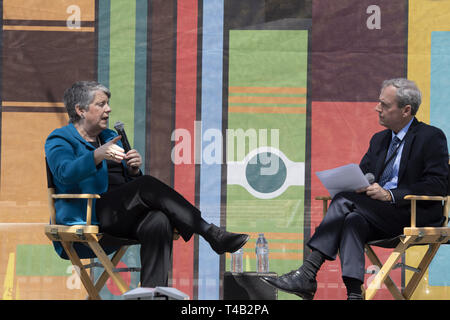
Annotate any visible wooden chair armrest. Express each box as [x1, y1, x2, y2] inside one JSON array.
[[315, 196, 332, 201], [315, 196, 332, 217], [52, 194, 101, 225], [314, 193, 446, 229], [404, 195, 446, 201], [403, 195, 447, 228], [52, 194, 101, 199]]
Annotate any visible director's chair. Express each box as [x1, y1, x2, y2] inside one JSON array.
[[315, 160, 450, 300], [44, 160, 180, 299]]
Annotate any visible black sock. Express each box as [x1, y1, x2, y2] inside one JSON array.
[[198, 220, 213, 236], [299, 250, 326, 280], [343, 276, 363, 297]]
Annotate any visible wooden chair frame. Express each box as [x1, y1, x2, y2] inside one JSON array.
[[44, 187, 133, 300], [44, 160, 181, 299], [365, 194, 450, 300], [315, 191, 450, 300]]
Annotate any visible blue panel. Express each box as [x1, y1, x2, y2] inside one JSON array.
[[430, 31, 450, 150], [429, 32, 450, 288], [198, 0, 224, 300], [429, 245, 450, 286]]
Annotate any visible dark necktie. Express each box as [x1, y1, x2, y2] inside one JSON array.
[[379, 136, 401, 187]]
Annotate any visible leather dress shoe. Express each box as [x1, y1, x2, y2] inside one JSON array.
[[261, 269, 316, 300], [205, 225, 249, 255]]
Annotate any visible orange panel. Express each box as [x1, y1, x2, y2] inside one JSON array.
[[3, 0, 95, 21], [0, 112, 68, 222]]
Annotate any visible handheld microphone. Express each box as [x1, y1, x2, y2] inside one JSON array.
[[365, 173, 375, 184], [113, 121, 131, 153]]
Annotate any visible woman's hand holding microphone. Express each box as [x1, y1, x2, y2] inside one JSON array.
[[93, 136, 142, 175]]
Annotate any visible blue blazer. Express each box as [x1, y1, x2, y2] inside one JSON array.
[[45, 123, 126, 258]]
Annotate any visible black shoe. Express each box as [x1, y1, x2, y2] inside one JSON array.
[[261, 269, 317, 300], [204, 225, 249, 255]]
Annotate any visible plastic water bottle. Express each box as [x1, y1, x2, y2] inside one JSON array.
[[255, 233, 269, 273], [231, 248, 243, 273]]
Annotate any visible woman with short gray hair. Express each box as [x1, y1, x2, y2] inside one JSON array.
[[45, 81, 249, 288]]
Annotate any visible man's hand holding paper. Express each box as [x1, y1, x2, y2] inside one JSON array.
[[316, 163, 370, 198]]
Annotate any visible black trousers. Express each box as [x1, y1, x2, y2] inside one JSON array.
[[307, 193, 398, 282], [95, 175, 204, 287]]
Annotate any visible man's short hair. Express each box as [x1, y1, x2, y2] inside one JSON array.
[[382, 78, 421, 115]]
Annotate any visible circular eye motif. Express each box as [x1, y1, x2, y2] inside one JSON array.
[[227, 147, 304, 199], [245, 152, 287, 194]]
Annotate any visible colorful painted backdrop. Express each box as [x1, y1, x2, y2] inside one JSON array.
[[0, 0, 449, 300]]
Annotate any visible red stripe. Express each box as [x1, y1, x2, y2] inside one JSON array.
[[172, 0, 198, 298], [310, 101, 396, 300]]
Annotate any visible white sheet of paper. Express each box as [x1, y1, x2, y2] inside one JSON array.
[[316, 163, 369, 198]]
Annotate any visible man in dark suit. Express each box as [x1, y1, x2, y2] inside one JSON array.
[[262, 78, 449, 300]]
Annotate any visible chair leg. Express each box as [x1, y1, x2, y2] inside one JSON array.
[[403, 243, 441, 300], [365, 236, 412, 300], [94, 246, 129, 293], [60, 241, 101, 300], [365, 245, 405, 300], [87, 240, 130, 294]]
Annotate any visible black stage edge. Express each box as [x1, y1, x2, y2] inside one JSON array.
[[0, 300, 444, 318]]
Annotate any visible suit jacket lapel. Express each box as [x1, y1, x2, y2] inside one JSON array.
[[397, 118, 419, 182]]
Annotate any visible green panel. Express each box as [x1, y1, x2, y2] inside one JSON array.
[[227, 113, 306, 163], [109, 0, 136, 145], [229, 30, 308, 87], [227, 30, 308, 300], [16, 245, 72, 276], [226, 186, 304, 233]]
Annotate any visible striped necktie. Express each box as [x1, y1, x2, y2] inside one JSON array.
[[379, 136, 401, 187]]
